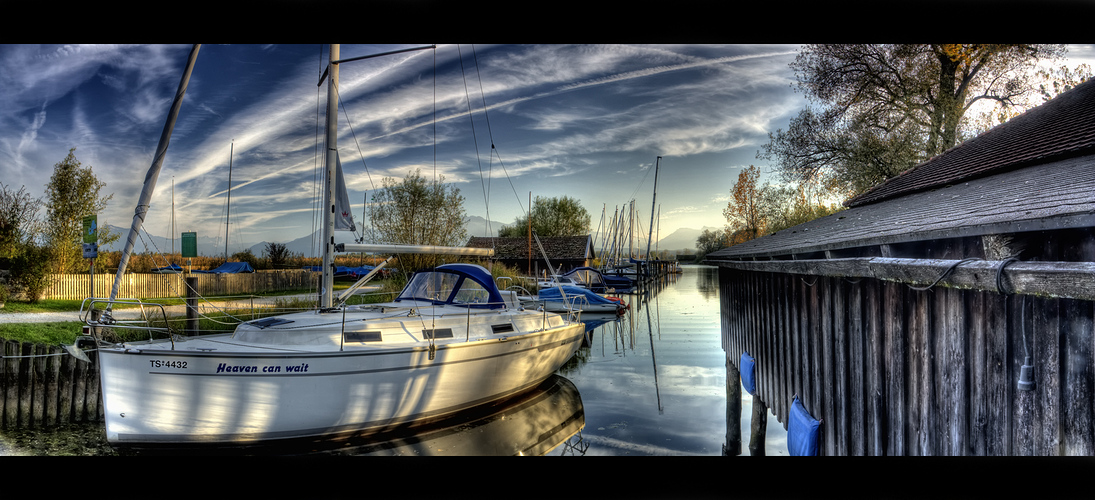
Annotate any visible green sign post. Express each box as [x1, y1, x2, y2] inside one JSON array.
[[182, 232, 197, 258], [82, 214, 97, 298], [82, 215, 97, 244]]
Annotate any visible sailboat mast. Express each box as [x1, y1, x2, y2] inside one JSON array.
[[321, 44, 340, 309], [108, 44, 200, 309], [225, 141, 233, 261], [171, 178, 175, 262], [646, 156, 660, 260]]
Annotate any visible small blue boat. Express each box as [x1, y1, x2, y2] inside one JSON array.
[[531, 285, 628, 313]]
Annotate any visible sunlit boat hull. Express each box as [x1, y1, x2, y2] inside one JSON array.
[[97, 307, 585, 445]]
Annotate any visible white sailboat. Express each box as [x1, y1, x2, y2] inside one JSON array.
[[78, 44, 585, 447]]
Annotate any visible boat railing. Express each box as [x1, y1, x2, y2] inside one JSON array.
[[79, 297, 174, 344], [503, 285, 535, 298]]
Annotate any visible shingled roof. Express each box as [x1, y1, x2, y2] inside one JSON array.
[[846, 78, 1095, 207], [466, 236, 595, 260], [707, 78, 1095, 261]]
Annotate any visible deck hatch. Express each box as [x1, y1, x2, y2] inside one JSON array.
[[345, 331, 382, 342], [250, 317, 294, 328]]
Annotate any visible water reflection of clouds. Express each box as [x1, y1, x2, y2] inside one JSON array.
[[579, 434, 708, 456], [660, 364, 725, 394], [560, 266, 790, 456]]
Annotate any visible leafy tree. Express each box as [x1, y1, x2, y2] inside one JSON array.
[[10, 244, 53, 302], [695, 228, 729, 261], [43, 148, 114, 273], [761, 44, 1065, 197], [761, 184, 844, 235], [365, 168, 467, 271], [968, 63, 1095, 135], [230, 249, 259, 269], [263, 242, 295, 269], [498, 195, 591, 238], [1036, 63, 1093, 101], [0, 183, 43, 260]]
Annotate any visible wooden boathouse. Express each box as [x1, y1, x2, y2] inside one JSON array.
[[466, 235, 596, 276], [707, 79, 1095, 455]]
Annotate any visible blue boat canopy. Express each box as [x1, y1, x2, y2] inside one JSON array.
[[395, 263, 505, 309]]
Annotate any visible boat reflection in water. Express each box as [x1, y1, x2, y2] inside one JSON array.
[[120, 374, 586, 456]]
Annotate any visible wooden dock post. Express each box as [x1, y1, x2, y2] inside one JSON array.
[[186, 276, 198, 336], [725, 357, 742, 456], [750, 395, 768, 456]]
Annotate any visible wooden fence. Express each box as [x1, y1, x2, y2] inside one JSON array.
[[40, 269, 318, 301], [719, 265, 1095, 456], [2, 338, 101, 429]]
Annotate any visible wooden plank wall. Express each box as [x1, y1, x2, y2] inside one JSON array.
[[720, 266, 1095, 456], [39, 270, 318, 301]]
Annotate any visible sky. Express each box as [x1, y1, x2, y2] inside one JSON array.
[[2, 43, 1093, 256]]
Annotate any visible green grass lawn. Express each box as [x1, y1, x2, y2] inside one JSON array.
[[0, 281, 403, 346], [0, 321, 86, 346]]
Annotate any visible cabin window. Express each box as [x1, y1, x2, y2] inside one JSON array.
[[423, 328, 454, 339], [491, 323, 515, 334], [452, 279, 491, 304], [345, 331, 382, 342], [399, 271, 461, 302]]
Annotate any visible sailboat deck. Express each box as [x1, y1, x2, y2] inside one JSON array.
[[111, 301, 572, 354]]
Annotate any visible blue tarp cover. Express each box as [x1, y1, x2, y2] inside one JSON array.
[[194, 262, 255, 274], [788, 396, 821, 456], [740, 351, 756, 395], [303, 265, 376, 278], [345, 265, 375, 278], [538, 285, 619, 305], [151, 264, 182, 273]]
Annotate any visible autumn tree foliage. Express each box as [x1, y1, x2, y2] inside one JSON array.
[[705, 165, 843, 253], [722, 165, 768, 242], [760, 44, 1067, 197]]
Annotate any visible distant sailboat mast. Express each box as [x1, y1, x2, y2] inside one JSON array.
[[224, 141, 233, 262], [646, 156, 660, 260]]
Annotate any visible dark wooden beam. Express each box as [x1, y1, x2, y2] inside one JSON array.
[[714, 257, 1095, 301]]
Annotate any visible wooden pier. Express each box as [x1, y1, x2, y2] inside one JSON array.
[[708, 80, 1095, 456], [717, 260, 1094, 456]]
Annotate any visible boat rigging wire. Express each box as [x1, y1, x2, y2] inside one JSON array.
[[457, 44, 494, 235]]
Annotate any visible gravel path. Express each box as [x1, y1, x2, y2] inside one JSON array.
[[0, 294, 321, 324]]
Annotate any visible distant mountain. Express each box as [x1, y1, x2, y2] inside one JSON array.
[[99, 224, 235, 257], [651, 226, 723, 253]]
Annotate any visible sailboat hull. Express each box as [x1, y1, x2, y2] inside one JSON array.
[[98, 321, 585, 445]]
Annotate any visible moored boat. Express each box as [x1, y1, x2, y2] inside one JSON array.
[[88, 262, 584, 445], [76, 44, 585, 447], [524, 284, 628, 314]]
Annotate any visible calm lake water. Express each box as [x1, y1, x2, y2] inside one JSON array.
[[0, 265, 787, 456]]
